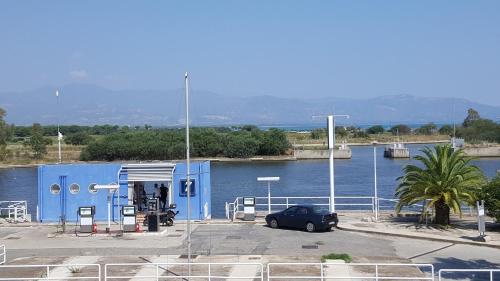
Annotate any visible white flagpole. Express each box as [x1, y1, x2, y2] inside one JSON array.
[[184, 72, 192, 279], [56, 90, 62, 163]]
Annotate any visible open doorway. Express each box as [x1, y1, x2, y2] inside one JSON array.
[[128, 181, 172, 213]]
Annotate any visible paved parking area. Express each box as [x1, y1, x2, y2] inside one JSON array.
[[1, 223, 500, 271]]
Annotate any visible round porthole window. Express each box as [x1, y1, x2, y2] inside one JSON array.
[[50, 183, 61, 195], [88, 183, 98, 194], [69, 183, 80, 194]]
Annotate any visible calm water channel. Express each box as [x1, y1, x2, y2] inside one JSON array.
[[1, 144, 499, 218]]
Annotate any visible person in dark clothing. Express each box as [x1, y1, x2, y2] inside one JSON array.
[[160, 183, 168, 212]]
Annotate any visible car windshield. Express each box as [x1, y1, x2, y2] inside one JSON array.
[[311, 205, 330, 214]]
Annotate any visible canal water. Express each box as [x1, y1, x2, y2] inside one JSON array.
[[1, 144, 499, 219]]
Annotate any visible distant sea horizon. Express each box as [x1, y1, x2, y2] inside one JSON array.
[[257, 123, 449, 132]]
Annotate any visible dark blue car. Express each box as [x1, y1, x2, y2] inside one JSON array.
[[265, 205, 339, 232]]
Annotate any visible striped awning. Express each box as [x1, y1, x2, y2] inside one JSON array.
[[120, 163, 175, 182]]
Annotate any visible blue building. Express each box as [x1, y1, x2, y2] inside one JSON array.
[[37, 161, 211, 222]]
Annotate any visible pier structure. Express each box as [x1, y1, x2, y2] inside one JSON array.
[[383, 142, 410, 158]]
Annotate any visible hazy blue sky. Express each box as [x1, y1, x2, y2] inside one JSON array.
[[1, 1, 499, 104]]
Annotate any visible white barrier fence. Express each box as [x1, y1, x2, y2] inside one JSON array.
[[104, 262, 264, 280], [0, 201, 28, 223], [225, 196, 474, 220], [1, 262, 498, 280], [267, 262, 434, 280], [0, 245, 5, 265], [0, 264, 101, 280], [439, 269, 500, 281]]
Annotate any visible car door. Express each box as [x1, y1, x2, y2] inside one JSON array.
[[293, 207, 309, 228], [280, 206, 299, 227]]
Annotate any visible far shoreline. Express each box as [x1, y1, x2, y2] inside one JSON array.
[[2, 140, 499, 169]]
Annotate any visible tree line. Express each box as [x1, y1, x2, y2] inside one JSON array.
[[309, 108, 498, 143], [80, 125, 290, 161]]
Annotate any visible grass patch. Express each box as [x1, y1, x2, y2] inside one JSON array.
[[321, 253, 352, 263]]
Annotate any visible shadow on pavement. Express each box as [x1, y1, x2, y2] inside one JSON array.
[[430, 257, 500, 281]]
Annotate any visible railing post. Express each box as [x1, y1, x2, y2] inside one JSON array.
[[156, 264, 159, 281], [14, 206, 17, 222], [320, 263, 324, 281], [208, 263, 212, 281], [375, 264, 379, 281], [225, 202, 228, 220], [267, 263, 271, 281], [47, 265, 50, 279], [490, 270, 493, 281], [286, 198, 289, 209]]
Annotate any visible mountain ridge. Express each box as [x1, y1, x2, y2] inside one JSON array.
[[1, 84, 498, 126]]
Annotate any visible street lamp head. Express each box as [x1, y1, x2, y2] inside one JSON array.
[[257, 177, 280, 182]]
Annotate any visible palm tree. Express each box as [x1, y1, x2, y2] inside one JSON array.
[[395, 145, 484, 225]]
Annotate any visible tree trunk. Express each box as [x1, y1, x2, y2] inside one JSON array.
[[434, 197, 450, 225]]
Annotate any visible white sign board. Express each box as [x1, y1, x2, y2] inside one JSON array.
[[257, 177, 280, 182]]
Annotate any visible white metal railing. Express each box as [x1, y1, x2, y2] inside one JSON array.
[[0, 201, 28, 223], [226, 196, 377, 220], [267, 262, 434, 280], [226, 196, 475, 220], [439, 269, 500, 281], [104, 262, 264, 280], [0, 264, 101, 280], [0, 245, 5, 265]]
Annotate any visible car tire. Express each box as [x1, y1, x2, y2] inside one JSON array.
[[326, 227, 332, 232], [306, 222, 315, 232], [269, 218, 279, 229]]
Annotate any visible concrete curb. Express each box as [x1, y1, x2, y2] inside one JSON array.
[[338, 225, 500, 249]]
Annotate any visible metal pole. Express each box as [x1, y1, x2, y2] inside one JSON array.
[[268, 182, 271, 214], [373, 144, 378, 221], [185, 72, 192, 279], [328, 116, 335, 212], [107, 193, 111, 232], [56, 90, 61, 163]]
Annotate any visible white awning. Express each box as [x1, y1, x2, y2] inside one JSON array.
[[120, 163, 176, 182]]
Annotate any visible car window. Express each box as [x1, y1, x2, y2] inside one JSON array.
[[312, 205, 330, 214], [283, 206, 299, 215], [296, 207, 308, 215]]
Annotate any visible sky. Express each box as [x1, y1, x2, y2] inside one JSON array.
[[1, 1, 499, 105]]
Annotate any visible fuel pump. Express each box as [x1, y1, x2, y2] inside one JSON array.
[[147, 198, 160, 232], [243, 197, 256, 221], [78, 206, 95, 233], [122, 205, 137, 232]]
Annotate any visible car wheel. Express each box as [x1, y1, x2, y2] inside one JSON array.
[[326, 227, 332, 232], [269, 218, 279, 229], [306, 222, 315, 232]]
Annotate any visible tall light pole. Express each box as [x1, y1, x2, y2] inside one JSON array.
[[257, 177, 280, 213], [327, 114, 349, 212], [56, 90, 62, 163], [184, 72, 192, 279], [372, 141, 378, 221]]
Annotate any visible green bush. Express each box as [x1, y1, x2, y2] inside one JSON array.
[[80, 127, 289, 161], [389, 124, 411, 135], [65, 132, 94, 145], [480, 174, 500, 222], [367, 125, 385, 134], [321, 253, 352, 263]]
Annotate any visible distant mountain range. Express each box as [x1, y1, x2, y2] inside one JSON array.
[[1, 84, 498, 126]]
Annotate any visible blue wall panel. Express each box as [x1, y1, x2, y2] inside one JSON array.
[[38, 161, 211, 222], [38, 163, 122, 222]]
